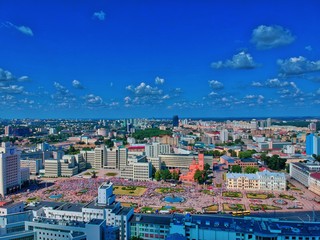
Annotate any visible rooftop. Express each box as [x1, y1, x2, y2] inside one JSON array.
[[57, 203, 84, 212], [25, 201, 64, 211], [310, 172, 320, 180]]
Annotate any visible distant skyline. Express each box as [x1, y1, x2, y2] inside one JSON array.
[[1, 0, 320, 118]]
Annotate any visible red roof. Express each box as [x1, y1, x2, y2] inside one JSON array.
[[310, 172, 320, 180], [127, 146, 145, 150]]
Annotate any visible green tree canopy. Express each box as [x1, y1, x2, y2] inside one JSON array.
[[244, 166, 258, 174], [231, 165, 242, 173]]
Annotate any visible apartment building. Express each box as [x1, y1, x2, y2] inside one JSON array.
[[226, 170, 286, 191]]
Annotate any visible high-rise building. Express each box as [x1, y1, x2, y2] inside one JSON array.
[[145, 143, 170, 158], [4, 126, 12, 136], [309, 122, 317, 132], [0, 142, 21, 197], [266, 118, 272, 127], [219, 129, 229, 143], [306, 133, 320, 155], [172, 115, 179, 127]]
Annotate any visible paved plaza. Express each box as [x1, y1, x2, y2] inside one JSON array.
[[8, 170, 320, 215]]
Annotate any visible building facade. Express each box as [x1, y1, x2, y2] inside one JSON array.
[[226, 170, 286, 191], [0, 142, 21, 197]]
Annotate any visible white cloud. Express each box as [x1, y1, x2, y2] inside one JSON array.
[[245, 95, 255, 99], [277, 56, 320, 76], [93, 11, 106, 21], [208, 80, 223, 89], [155, 76, 165, 85], [251, 81, 263, 87], [53, 82, 69, 95], [305, 45, 313, 51], [3, 21, 33, 36], [72, 79, 84, 89], [251, 25, 294, 49], [126, 82, 163, 96], [265, 78, 289, 88], [0, 68, 15, 82], [0, 85, 24, 94], [18, 76, 30, 82], [211, 52, 256, 69], [84, 94, 103, 105]]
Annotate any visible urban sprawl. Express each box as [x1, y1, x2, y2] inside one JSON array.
[[0, 117, 320, 240]]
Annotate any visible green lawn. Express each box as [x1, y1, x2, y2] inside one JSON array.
[[105, 172, 118, 177], [140, 207, 154, 213], [202, 189, 215, 196], [113, 186, 147, 196], [250, 204, 282, 211], [223, 191, 243, 198], [279, 194, 296, 200], [204, 204, 219, 212], [247, 193, 275, 199], [223, 203, 245, 211], [155, 187, 185, 194]]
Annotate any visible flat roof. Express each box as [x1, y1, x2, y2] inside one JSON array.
[[57, 203, 84, 212], [130, 214, 172, 225], [84, 200, 119, 210], [25, 201, 64, 211]]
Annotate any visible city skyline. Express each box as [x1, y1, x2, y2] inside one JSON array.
[[1, 0, 320, 118]]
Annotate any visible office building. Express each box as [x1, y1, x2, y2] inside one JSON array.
[[0, 142, 21, 197], [159, 154, 212, 171], [130, 213, 320, 240], [27, 182, 134, 240], [309, 172, 320, 196], [0, 200, 24, 216], [306, 133, 320, 155], [290, 162, 320, 187], [20, 159, 41, 175], [145, 143, 170, 158], [172, 115, 179, 127], [120, 155, 152, 181]]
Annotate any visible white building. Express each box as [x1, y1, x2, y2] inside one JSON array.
[[220, 129, 229, 143], [226, 170, 286, 191], [290, 162, 320, 187], [29, 182, 133, 240], [120, 156, 152, 181], [0, 142, 21, 197], [145, 143, 170, 158]]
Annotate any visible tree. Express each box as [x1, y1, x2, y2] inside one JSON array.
[[263, 155, 287, 170], [244, 166, 258, 174], [155, 170, 161, 181], [160, 169, 171, 181], [172, 170, 180, 181], [231, 165, 242, 173], [194, 169, 207, 184], [91, 171, 97, 178], [105, 139, 114, 148], [238, 150, 256, 159], [312, 154, 320, 163], [151, 166, 157, 178], [131, 237, 144, 240], [204, 163, 211, 171]]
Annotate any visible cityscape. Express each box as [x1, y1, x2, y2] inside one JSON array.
[[1, 1, 320, 240]]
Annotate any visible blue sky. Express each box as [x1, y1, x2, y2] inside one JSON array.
[[1, 0, 320, 119]]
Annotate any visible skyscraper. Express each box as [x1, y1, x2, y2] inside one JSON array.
[[172, 115, 179, 127], [0, 142, 21, 197], [306, 133, 320, 155]]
